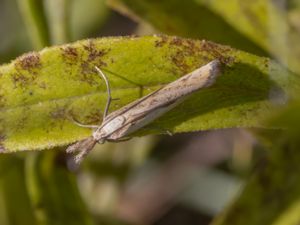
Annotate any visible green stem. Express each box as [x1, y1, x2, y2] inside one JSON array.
[[44, 0, 71, 44], [17, 0, 50, 50]]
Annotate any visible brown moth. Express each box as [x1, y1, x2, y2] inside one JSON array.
[[67, 60, 221, 163]]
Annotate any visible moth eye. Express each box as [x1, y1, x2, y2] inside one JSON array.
[[97, 139, 105, 144]]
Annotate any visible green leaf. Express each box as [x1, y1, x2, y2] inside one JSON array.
[[0, 156, 37, 225], [70, 0, 110, 41], [109, 0, 300, 74], [108, 0, 268, 56], [195, 0, 300, 75], [211, 90, 300, 225], [212, 131, 300, 225], [0, 35, 298, 153], [25, 151, 94, 225], [212, 127, 300, 225], [44, 0, 71, 45], [17, 0, 50, 49]]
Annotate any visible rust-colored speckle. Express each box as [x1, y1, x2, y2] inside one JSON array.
[[62, 46, 79, 62], [86, 110, 102, 124], [83, 40, 109, 62], [168, 37, 205, 73], [17, 52, 41, 71], [170, 36, 184, 46], [14, 52, 42, 88], [79, 62, 99, 86], [79, 41, 109, 85], [155, 35, 168, 47], [200, 40, 235, 65], [169, 37, 198, 52], [80, 61, 90, 74], [11, 73, 32, 88], [171, 51, 190, 74]]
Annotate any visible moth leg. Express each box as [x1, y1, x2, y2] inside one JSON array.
[[146, 126, 173, 136], [95, 66, 112, 120], [106, 137, 132, 143]]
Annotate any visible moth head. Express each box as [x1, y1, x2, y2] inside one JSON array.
[[92, 130, 107, 143]]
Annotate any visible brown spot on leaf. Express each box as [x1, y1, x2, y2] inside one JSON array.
[[86, 110, 103, 124], [64, 46, 78, 58], [168, 37, 204, 73], [155, 35, 168, 47], [78, 40, 110, 85], [61, 46, 79, 64], [200, 40, 235, 65], [169, 37, 199, 52], [17, 52, 41, 71], [14, 52, 42, 88], [79, 62, 99, 86], [167, 37, 232, 75], [170, 36, 184, 46], [83, 40, 109, 63], [11, 73, 32, 88], [171, 51, 190, 74]]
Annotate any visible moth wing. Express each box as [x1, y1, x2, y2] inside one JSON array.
[[103, 87, 163, 123], [66, 137, 97, 164]]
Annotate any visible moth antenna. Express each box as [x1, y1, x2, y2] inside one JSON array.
[[95, 66, 112, 120], [67, 114, 99, 129]]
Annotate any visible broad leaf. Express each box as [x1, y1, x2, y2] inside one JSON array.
[[108, 0, 268, 55], [109, 0, 300, 74], [0, 35, 298, 153]]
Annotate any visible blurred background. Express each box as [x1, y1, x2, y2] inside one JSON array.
[[1, 0, 300, 225]]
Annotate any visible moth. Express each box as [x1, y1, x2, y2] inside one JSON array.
[[67, 60, 221, 163]]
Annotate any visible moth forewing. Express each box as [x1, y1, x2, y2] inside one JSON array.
[[68, 59, 221, 163], [93, 59, 221, 140], [66, 137, 97, 164], [103, 59, 220, 124]]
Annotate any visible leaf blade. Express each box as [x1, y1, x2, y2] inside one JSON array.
[[0, 35, 298, 152]]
